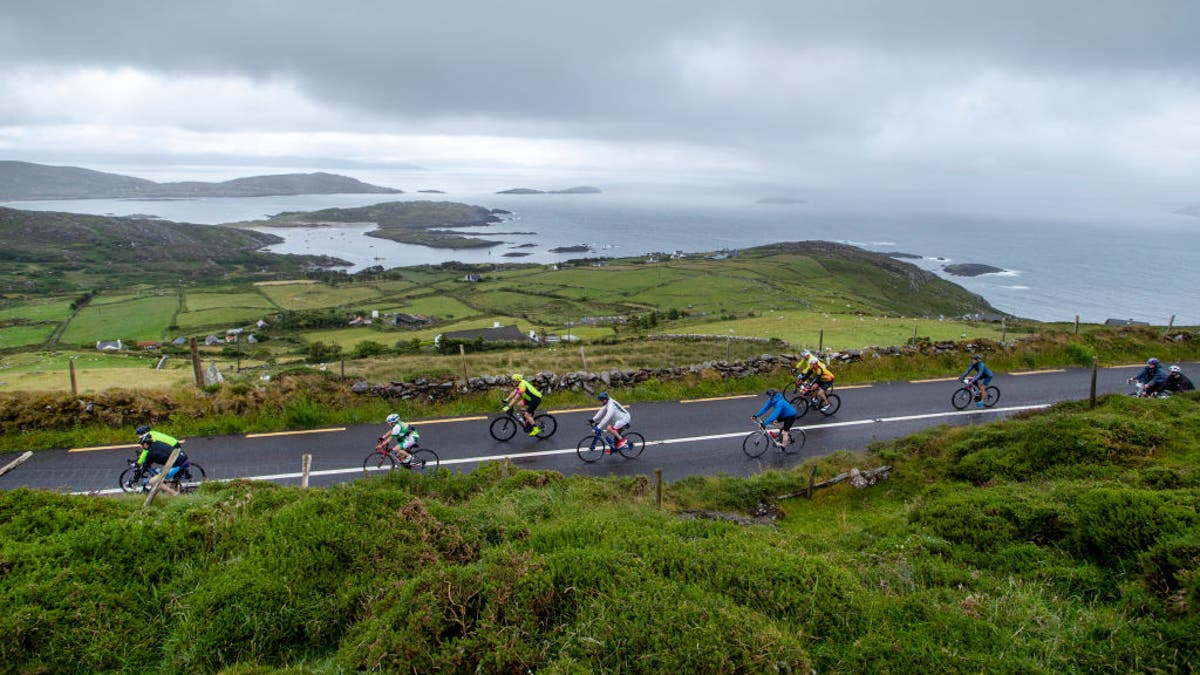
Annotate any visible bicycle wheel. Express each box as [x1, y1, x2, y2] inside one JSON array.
[[576, 435, 604, 463], [781, 427, 806, 453], [118, 467, 143, 493], [534, 414, 557, 439], [407, 448, 439, 472], [951, 387, 973, 410], [817, 394, 841, 417], [618, 431, 646, 459], [489, 415, 517, 441], [176, 463, 205, 493], [783, 381, 803, 400], [789, 395, 811, 418], [362, 450, 396, 472], [984, 386, 1001, 408], [742, 431, 769, 458]]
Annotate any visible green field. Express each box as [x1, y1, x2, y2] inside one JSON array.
[[183, 291, 276, 312], [0, 324, 55, 349], [0, 297, 71, 322], [392, 294, 479, 320], [60, 295, 179, 344], [258, 282, 382, 310]]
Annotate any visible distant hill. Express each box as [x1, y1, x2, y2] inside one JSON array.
[[496, 186, 602, 195], [0, 161, 402, 200], [0, 206, 347, 293]]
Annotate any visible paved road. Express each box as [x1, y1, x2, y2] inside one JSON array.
[[0, 363, 1176, 495]]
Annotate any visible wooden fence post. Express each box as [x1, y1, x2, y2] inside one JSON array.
[[460, 344, 469, 384], [1089, 357, 1099, 408], [1074, 315, 1080, 335], [143, 447, 181, 507], [0, 451, 33, 478], [1167, 314, 1176, 333], [912, 320, 919, 345], [580, 346, 588, 370], [805, 465, 818, 499], [655, 468, 663, 508], [69, 358, 78, 397], [818, 329, 823, 353], [1001, 317, 1007, 345], [301, 454, 312, 488]]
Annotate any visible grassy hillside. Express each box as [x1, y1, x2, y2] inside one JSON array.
[[1, 393, 1196, 672], [0, 207, 348, 293]]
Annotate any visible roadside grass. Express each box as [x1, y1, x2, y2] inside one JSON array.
[[662, 311, 1015, 349], [1, 395, 1196, 672], [60, 294, 179, 343]]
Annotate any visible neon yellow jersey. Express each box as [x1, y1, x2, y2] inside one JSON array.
[[801, 359, 835, 382], [516, 378, 542, 399]]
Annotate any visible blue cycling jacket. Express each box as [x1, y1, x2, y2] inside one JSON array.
[[754, 393, 798, 424]]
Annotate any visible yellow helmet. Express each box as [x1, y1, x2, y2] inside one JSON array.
[[511, 373, 523, 382]]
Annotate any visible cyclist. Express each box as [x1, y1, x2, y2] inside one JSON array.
[[1161, 365, 1195, 394], [752, 388, 799, 446], [960, 354, 994, 408], [589, 391, 631, 451], [135, 429, 192, 487], [503, 373, 542, 436], [797, 349, 836, 411], [1128, 357, 1169, 397], [136, 424, 180, 449], [378, 413, 420, 465]]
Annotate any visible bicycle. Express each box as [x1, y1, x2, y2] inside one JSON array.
[[951, 378, 1001, 410], [742, 419, 806, 458], [576, 425, 646, 463], [118, 459, 206, 494], [362, 440, 440, 473], [785, 381, 841, 417], [489, 402, 558, 441]]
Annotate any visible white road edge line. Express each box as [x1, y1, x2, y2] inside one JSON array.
[[74, 403, 1048, 496]]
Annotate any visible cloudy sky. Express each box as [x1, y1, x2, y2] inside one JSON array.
[[2, 0, 1198, 205]]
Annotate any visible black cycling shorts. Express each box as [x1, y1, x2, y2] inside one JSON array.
[[777, 416, 796, 431], [524, 394, 542, 413]]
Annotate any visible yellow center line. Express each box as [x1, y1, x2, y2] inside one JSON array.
[[834, 384, 873, 390], [414, 415, 489, 425], [1011, 369, 1066, 376], [70, 443, 140, 453], [246, 427, 346, 439], [547, 406, 599, 414], [681, 394, 759, 403], [1107, 363, 1147, 369], [910, 377, 961, 383]]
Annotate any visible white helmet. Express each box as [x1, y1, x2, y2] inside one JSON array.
[[800, 350, 811, 358], [385, 413, 400, 425], [1169, 365, 1182, 373]]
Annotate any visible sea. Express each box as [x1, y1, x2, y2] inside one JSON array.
[[4, 172, 1198, 325]]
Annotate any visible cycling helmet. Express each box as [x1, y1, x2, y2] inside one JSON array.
[[1170, 365, 1182, 373], [800, 350, 811, 358], [138, 433, 152, 444], [597, 392, 609, 401], [135, 424, 151, 436], [511, 373, 523, 382], [385, 413, 400, 425], [971, 354, 982, 360], [765, 388, 778, 396], [1148, 358, 1159, 366]]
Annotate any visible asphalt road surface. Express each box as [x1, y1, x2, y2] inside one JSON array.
[[0, 363, 1184, 495]]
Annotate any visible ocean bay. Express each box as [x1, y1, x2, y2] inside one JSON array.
[[4, 186, 1198, 325]]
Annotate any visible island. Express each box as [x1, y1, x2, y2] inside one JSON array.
[[496, 186, 602, 195], [0, 160, 402, 200], [942, 263, 1006, 277], [549, 245, 592, 253], [232, 201, 505, 249]]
